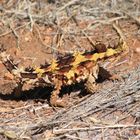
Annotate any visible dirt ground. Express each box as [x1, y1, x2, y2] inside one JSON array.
[[0, 0, 140, 140]]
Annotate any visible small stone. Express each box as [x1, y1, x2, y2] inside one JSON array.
[[135, 47, 140, 53]]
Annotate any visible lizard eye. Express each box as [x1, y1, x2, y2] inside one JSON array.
[[25, 66, 34, 72]]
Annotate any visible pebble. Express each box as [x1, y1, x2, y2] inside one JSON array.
[[135, 47, 140, 53]]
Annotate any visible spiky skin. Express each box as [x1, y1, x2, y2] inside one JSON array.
[[0, 41, 127, 107]]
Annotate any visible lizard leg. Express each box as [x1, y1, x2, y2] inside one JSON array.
[[85, 65, 99, 93], [50, 79, 66, 107]]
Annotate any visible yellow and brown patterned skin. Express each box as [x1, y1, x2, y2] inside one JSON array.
[[0, 41, 127, 107]]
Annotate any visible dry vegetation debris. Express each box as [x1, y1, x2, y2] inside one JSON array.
[[0, 0, 140, 139]]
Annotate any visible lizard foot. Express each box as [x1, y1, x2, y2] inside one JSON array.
[[50, 79, 67, 107], [50, 98, 67, 107]]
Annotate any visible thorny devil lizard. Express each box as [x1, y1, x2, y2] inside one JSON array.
[[0, 29, 128, 107]]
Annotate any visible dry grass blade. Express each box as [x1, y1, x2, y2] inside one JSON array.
[[58, 0, 80, 12], [53, 124, 140, 135]]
